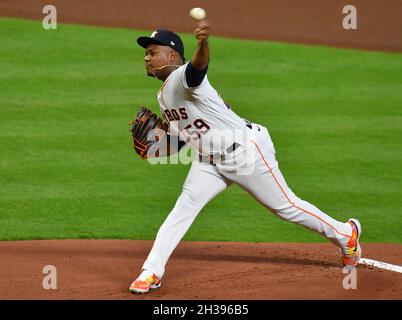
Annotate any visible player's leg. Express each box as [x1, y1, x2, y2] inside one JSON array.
[[141, 160, 229, 279], [217, 125, 354, 249]]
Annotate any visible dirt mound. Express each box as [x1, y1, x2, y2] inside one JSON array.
[[0, 240, 401, 299]]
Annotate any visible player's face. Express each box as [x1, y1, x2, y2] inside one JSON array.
[[144, 45, 174, 77]]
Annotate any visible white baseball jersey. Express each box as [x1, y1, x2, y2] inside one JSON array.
[[157, 62, 246, 155]]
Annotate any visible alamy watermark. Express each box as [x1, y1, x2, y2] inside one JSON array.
[[42, 5, 57, 30], [142, 126, 259, 175], [342, 266, 357, 290], [42, 265, 57, 290], [342, 5, 357, 30]]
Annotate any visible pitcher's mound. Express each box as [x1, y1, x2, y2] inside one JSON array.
[[0, 240, 401, 299]]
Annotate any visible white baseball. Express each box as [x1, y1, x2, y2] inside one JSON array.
[[189, 7, 206, 20]]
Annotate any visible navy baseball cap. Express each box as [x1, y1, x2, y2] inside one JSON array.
[[137, 29, 185, 60]]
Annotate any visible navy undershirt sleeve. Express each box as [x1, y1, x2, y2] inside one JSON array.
[[185, 62, 208, 88]]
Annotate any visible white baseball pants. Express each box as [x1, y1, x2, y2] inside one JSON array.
[[142, 124, 352, 278]]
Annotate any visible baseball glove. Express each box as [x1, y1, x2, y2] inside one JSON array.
[[129, 106, 169, 159]]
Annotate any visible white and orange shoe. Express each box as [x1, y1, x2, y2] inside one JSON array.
[[129, 270, 161, 294], [342, 219, 362, 267]]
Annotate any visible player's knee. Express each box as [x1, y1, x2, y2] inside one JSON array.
[[181, 189, 197, 203], [271, 203, 297, 217], [176, 189, 201, 213]]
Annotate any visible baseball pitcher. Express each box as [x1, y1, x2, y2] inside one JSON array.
[[128, 20, 362, 294]]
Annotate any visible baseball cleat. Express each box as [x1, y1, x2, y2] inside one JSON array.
[[342, 218, 362, 267], [129, 272, 161, 294]]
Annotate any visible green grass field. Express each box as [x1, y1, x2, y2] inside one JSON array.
[[1, 18, 401, 243]]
